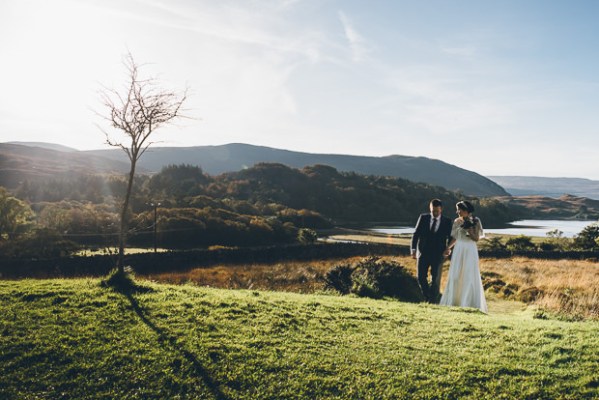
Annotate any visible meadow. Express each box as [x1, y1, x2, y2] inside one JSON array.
[[141, 255, 599, 320], [1, 278, 598, 399], [2, 231, 599, 398]]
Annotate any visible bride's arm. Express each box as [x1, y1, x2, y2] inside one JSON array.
[[443, 238, 457, 257], [444, 220, 459, 256]]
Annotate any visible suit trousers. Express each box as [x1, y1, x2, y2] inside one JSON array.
[[417, 251, 444, 302]]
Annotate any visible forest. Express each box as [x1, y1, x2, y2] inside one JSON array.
[[1, 163, 526, 257]]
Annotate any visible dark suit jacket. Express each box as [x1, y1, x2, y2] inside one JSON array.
[[410, 214, 453, 258]]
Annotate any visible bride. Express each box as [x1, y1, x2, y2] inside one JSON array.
[[440, 201, 488, 313]]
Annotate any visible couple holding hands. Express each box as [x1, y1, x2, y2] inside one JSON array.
[[411, 199, 488, 313]]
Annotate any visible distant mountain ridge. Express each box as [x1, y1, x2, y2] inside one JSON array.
[[84, 143, 508, 196], [7, 142, 78, 152], [1, 142, 507, 196], [489, 176, 599, 200], [0, 143, 135, 188]]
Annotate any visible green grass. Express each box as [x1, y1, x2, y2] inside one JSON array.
[[1, 279, 598, 399]]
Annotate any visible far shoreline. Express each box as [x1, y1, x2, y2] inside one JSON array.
[[324, 218, 598, 240]]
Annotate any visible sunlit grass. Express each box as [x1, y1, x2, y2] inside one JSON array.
[[323, 233, 412, 246], [1, 278, 597, 399], [140, 253, 599, 320], [479, 257, 599, 319]]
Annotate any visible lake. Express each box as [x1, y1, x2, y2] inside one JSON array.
[[370, 219, 598, 238]]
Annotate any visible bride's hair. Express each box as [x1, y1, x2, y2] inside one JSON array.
[[456, 201, 475, 213]]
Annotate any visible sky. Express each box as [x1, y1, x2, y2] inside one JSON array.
[[1, 0, 599, 179]]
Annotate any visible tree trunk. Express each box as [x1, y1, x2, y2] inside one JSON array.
[[117, 160, 137, 273]]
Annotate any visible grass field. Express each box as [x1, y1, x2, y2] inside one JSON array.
[[1, 278, 598, 399], [140, 254, 599, 320]]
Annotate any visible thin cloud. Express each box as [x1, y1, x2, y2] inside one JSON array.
[[338, 11, 369, 62], [94, 0, 329, 63]]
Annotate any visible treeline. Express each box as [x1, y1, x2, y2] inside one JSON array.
[[141, 163, 522, 226], [14, 162, 526, 226], [3, 163, 527, 256]]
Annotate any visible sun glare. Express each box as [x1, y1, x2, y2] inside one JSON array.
[[1, 0, 124, 148]]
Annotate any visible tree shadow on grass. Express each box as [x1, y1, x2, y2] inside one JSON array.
[[107, 278, 229, 400]]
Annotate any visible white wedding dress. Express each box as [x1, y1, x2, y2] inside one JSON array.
[[440, 218, 488, 313]]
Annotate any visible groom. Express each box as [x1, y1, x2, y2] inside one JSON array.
[[411, 199, 453, 303]]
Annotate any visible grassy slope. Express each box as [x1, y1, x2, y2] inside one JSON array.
[[1, 279, 598, 399]]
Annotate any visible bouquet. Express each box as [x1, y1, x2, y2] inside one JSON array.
[[461, 216, 478, 230]]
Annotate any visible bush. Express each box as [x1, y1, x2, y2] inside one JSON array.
[[298, 228, 318, 244], [0, 228, 80, 259], [505, 235, 536, 252], [324, 264, 354, 294], [538, 241, 558, 251], [573, 223, 599, 251], [325, 256, 423, 302], [0, 187, 35, 240], [479, 236, 506, 252]]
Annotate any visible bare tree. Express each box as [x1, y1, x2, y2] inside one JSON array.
[[98, 52, 187, 273]]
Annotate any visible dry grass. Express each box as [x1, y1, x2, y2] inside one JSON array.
[[478, 257, 599, 319], [139, 254, 599, 319], [139, 257, 369, 293], [324, 234, 412, 246]]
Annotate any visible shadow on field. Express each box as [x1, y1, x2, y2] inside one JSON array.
[[122, 288, 229, 400]]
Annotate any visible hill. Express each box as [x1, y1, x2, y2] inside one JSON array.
[[489, 176, 599, 200], [0, 143, 135, 189], [6, 141, 79, 152], [212, 163, 466, 224], [85, 143, 509, 196], [493, 194, 599, 220], [1, 279, 597, 399]]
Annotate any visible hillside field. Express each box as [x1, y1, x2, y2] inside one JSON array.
[[1, 278, 597, 399]]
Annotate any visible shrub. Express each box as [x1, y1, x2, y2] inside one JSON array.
[[538, 241, 558, 251], [479, 236, 506, 252], [325, 256, 423, 302], [323, 264, 354, 294], [541, 229, 572, 251], [573, 223, 599, 250], [505, 235, 536, 252], [0, 187, 35, 240], [0, 228, 79, 259], [298, 228, 318, 244]]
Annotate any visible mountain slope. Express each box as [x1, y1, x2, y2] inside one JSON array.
[[6, 141, 79, 152], [489, 176, 599, 200], [0, 143, 135, 188], [85, 143, 508, 196], [494, 194, 599, 220]]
